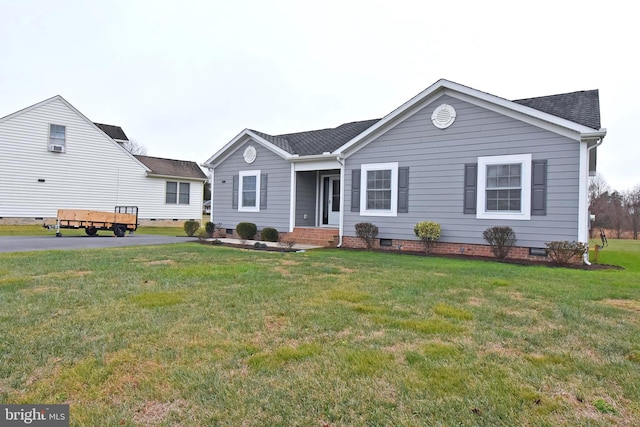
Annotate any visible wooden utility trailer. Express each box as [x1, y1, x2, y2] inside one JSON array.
[[53, 206, 138, 237]]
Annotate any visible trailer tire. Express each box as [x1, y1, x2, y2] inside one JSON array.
[[85, 226, 98, 236], [113, 225, 126, 238]]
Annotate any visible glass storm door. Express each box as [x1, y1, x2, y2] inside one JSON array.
[[322, 175, 340, 226]]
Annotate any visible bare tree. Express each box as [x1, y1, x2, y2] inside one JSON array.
[[608, 191, 627, 239], [589, 173, 611, 206], [122, 139, 148, 156], [625, 185, 640, 240], [589, 173, 612, 237]]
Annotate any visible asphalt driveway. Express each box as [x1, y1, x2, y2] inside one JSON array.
[[0, 234, 197, 253]]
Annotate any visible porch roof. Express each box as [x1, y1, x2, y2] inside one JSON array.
[[249, 119, 380, 156]]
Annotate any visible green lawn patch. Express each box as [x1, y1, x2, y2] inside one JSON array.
[[0, 238, 639, 425]]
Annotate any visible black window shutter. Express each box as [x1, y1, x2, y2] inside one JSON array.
[[531, 160, 547, 216], [232, 175, 238, 209], [463, 163, 477, 214], [260, 174, 267, 209], [398, 167, 409, 213], [351, 169, 361, 212]]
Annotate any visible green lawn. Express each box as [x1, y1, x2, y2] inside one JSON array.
[[0, 239, 639, 425]]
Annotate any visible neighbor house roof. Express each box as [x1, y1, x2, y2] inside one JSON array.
[[94, 122, 129, 141], [135, 155, 207, 180]]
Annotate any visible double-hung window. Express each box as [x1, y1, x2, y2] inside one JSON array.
[[360, 162, 398, 216], [49, 124, 65, 150], [166, 181, 190, 204], [239, 170, 260, 212], [477, 154, 531, 220]]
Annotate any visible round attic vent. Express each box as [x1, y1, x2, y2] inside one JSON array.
[[243, 145, 257, 164], [431, 104, 456, 129]]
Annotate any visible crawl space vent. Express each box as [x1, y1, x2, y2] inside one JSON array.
[[431, 104, 456, 129]]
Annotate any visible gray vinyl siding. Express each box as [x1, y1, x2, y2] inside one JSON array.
[[344, 94, 581, 248], [212, 140, 291, 231], [295, 171, 317, 226]]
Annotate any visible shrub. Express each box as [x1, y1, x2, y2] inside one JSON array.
[[355, 222, 379, 250], [414, 221, 441, 253], [205, 221, 216, 238], [183, 220, 200, 237], [482, 226, 517, 260], [236, 222, 257, 240], [278, 236, 296, 251], [197, 228, 209, 242], [261, 227, 279, 242], [546, 241, 588, 266]]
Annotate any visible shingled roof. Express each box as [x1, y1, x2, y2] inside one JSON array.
[[135, 155, 207, 180], [513, 90, 601, 130], [247, 88, 600, 157], [94, 122, 129, 141], [250, 119, 381, 156]]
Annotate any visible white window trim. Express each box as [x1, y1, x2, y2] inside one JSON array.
[[165, 181, 191, 205], [360, 162, 398, 217], [477, 154, 531, 220], [239, 170, 261, 212]]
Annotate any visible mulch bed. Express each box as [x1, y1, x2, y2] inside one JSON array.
[[197, 240, 623, 270]]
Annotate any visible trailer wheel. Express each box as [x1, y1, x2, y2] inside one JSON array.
[[113, 225, 126, 238], [85, 226, 98, 236]]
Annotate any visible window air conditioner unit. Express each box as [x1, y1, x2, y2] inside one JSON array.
[[48, 145, 65, 153]]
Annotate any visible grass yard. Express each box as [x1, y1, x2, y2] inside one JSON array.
[[0, 239, 639, 425]]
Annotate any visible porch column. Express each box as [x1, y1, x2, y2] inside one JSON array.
[[289, 163, 296, 232]]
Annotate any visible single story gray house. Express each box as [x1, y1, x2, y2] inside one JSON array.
[[203, 79, 605, 262]]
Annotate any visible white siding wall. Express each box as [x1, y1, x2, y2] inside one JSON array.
[[0, 97, 202, 221]]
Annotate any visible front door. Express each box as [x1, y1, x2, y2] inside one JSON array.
[[322, 175, 340, 226]]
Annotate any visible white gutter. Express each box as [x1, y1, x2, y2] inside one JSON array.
[[337, 155, 345, 247], [583, 135, 605, 265]]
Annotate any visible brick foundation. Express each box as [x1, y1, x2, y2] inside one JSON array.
[[341, 236, 551, 262]]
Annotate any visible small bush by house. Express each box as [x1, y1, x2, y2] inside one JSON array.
[[414, 221, 441, 253], [261, 227, 279, 242], [355, 222, 379, 250], [236, 222, 257, 240], [183, 220, 200, 237], [205, 221, 216, 238], [483, 226, 517, 260], [546, 241, 588, 266]]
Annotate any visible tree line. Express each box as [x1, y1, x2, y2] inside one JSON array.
[[589, 173, 640, 240]]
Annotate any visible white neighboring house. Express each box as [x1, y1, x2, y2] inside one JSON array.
[[0, 95, 207, 225]]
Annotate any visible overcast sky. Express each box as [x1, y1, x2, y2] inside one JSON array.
[[1, 0, 638, 191]]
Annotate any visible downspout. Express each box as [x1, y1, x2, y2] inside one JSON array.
[[337, 155, 345, 247], [583, 137, 604, 265]]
